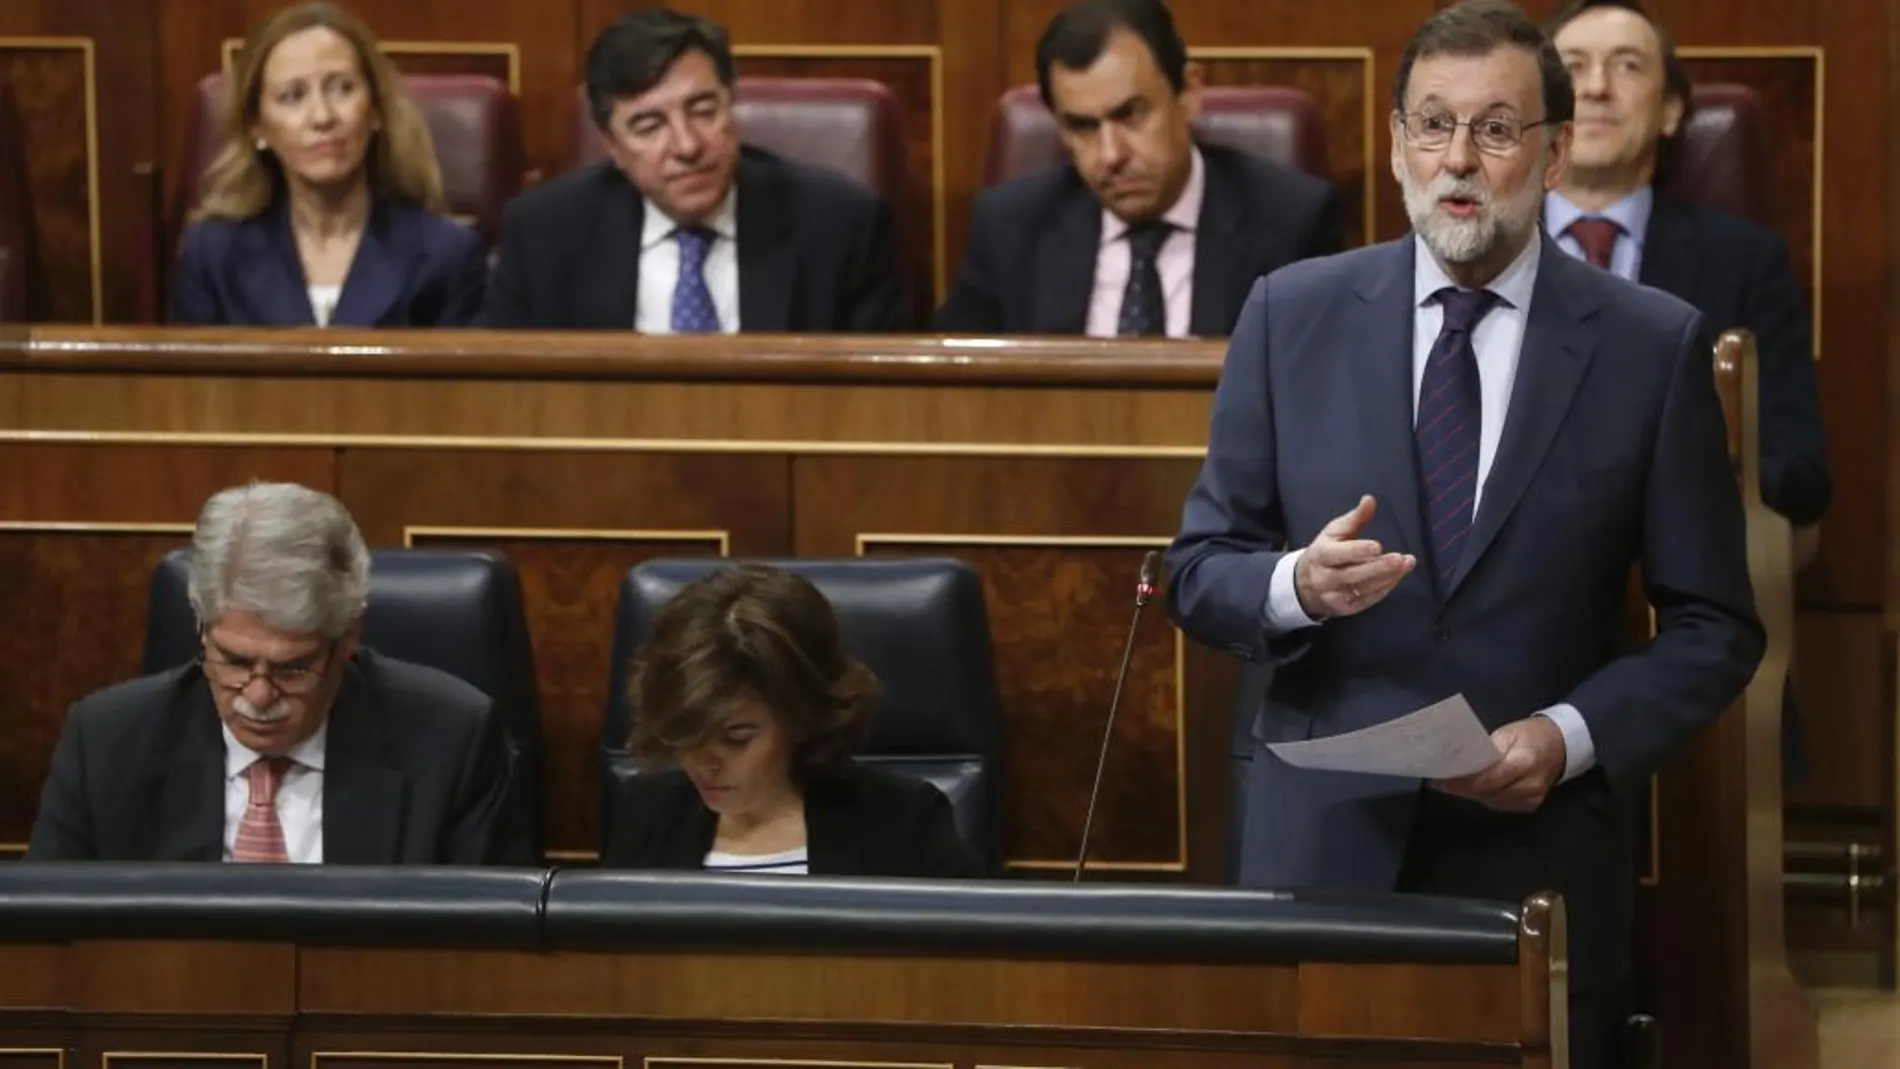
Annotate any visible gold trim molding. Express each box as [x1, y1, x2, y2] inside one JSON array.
[[732, 45, 945, 299], [0, 430, 1209, 460], [854, 532, 1187, 873], [0, 37, 103, 324], [404, 525, 732, 555], [104, 1056, 268, 1069], [1677, 46, 1825, 358], [313, 1057, 620, 1069], [1190, 46, 1379, 241], [0, 520, 194, 536], [221, 39, 522, 95], [0, 1050, 66, 1069]]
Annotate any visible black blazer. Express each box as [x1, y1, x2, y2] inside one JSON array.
[[170, 195, 487, 327], [25, 649, 532, 865], [483, 148, 907, 331], [1638, 195, 1831, 526], [933, 141, 1344, 337], [601, 764, 986, 879]]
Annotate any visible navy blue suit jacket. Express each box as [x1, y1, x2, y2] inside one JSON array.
[[1166, 235, 1764, 985], [170, 196, 486, 327], [933, 142, 1343, 337]]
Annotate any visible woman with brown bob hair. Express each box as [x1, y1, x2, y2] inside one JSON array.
[[171, 2, 484, 327], [601, 565, 985, 878]]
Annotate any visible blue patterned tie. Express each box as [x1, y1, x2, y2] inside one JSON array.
[[1416, 286, 1501, 592], [670, 225, 719, 333]]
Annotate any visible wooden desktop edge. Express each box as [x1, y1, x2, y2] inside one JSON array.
[[0, 327, 1228, 388]]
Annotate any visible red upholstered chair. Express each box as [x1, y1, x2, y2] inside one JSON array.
[[1660, 82, 1770, 228], [146, 71, 523, 319], [982, 84, 1331, 186], [0, 78, 45, 322], [564, 77, 907, 205]]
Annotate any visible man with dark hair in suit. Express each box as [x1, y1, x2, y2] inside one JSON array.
[[1546, 0, 1829, 535], [27, 482, 528, 866], [1547, 0, 1829, 782], [484, 8, 906, 331], [934, 0, 1343, 337], [1166, 2, 1763, 1065]]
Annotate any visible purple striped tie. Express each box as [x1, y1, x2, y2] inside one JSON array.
[[1416, 286, 1501, 592]]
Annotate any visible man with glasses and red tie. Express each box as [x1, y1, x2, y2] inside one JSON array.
[[27, 482, 525, 865]]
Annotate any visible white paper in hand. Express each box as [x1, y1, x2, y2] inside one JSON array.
[[1264, 694, 1499, 778]]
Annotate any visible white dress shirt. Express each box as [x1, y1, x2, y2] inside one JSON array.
[[222, 720, 328, 863], [1263, 234, 1596, 781], [634, 191, 740, 334], [1085, 147, 1204, 338]]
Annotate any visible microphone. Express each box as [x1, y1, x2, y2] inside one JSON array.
[[1075, 550, 1162, 882]]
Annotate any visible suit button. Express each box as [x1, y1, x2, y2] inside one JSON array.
[[1226, 644, 1255, 661], [1432, 625, 1450, 643]]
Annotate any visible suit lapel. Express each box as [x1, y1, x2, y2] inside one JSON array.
[[1636, 196, 1701, 301], [234, 207, 316, 326], [321, 660, 405, 864], [1189, 147, 1253, 336], [150, 685, 225, 861], [329, 201, 413, 327], [1351, 240, 1427, 559], [736, 154, 795, 331], [1031, 179, 1100, 334], [580, 174, 644, 329], [1445, 237, 1599, 598]]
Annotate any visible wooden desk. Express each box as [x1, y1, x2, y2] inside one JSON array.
[[0, 867, 1565, 1069]]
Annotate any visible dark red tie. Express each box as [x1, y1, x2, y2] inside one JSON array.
[[1565, 217, 1622, 270]]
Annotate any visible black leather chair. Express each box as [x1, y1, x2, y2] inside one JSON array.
[[598, 558, 1004, 867], [142, 548, 546, 860]]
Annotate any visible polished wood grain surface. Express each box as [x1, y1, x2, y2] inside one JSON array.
[[0, 926, 1553, 1068]]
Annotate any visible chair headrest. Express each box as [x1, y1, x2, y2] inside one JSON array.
[[1662, 83, 1770, 227], [602, 558, 1001, 758]]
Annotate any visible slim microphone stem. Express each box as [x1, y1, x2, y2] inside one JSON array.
[[1075, 586, 1149, 882]]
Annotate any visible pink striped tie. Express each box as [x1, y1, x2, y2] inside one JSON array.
[[232, 756, 292, 863]]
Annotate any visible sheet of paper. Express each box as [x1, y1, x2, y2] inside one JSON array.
[[1264, 694, 1499, 778]]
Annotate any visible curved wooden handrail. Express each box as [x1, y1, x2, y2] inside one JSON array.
[[0, 326, 1228, 388]]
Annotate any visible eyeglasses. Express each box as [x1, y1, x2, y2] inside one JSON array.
[[1400, 110, 1554, 155], [199, 636, 333, 697]]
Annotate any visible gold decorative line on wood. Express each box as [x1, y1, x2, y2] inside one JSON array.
[[105, 1056, 268, 1069], [0, 1049, 66, 1069], [1190, 46, 1379, 241], [854, 532, 1186, 873], [0, 430, 1210, 460], [0, 37, 103, 324], [0, 520, 194, 535], [648, 1061, 949, 1069], [221, 38, 523, 95], [403, 525, 731, 555], [314, 1057, 621, 1069], [733, 44, 946, 298], [1677, 46, 1825, 358]]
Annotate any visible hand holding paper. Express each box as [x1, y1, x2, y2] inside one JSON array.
[[1264, 695, 1499, 778]]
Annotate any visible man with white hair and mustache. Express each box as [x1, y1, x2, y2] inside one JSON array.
[[28, 481, 527, 866], [1165, 2, 1761, 1065]]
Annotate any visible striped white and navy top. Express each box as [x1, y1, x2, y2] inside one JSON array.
[[703, 846, 809, 875]]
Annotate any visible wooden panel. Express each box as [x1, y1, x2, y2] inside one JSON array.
[[76, 942, 294, 1014], [0, 527, 191, 844], [0, 1051, 61, 1069], [337, 449, 792, 857], [0, 443, 336, 848], [0, 0, 157, 324], [1786, 609, 1887, 810], [734, 50, 941, 310], [1198, 55, 1372, 248], [579, 0, 942, 45], [0, 945, 67, 1008], [794, 455, 1200, 871], [1298, 963, 1523, 1043], [0, 40, 97, 322]]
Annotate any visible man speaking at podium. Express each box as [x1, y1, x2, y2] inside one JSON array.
[[1164, 3, 1762, 1065]]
